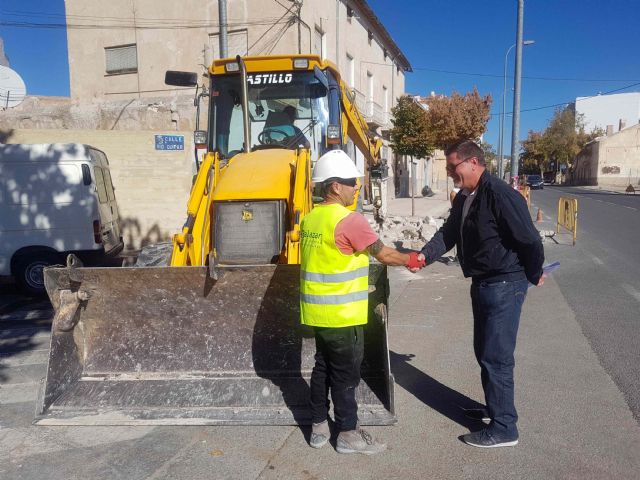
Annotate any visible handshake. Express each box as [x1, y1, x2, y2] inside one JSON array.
[[406, 251, 427, 273]]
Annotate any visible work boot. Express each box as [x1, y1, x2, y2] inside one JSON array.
[[336, 427, 386, 455], [309, 420, 330, 449]]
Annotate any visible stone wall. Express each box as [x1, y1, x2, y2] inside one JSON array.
[[572, 124, 640, 188], [0, 95, 199, 132]]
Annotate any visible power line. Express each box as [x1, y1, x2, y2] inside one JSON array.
[[0, 19, 291, 30], [361, 60, 640, 83], [491, 81, 640, 117]]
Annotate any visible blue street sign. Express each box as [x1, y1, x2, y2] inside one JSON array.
[[155, 135, 184, 151]]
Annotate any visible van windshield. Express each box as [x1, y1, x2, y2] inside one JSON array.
[[210, 71, 329, 161]]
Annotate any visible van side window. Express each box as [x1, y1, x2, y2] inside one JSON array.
[[94, 167, 109, 204], [81, 164, 92, 185], [103, 168, 116, 201]]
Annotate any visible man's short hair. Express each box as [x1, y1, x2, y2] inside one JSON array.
[[444, 140, 485, 166]]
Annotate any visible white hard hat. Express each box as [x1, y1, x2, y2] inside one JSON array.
[[312, 150, 363, 183]]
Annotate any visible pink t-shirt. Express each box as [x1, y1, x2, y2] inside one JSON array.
[[334, 212, 379, 255]]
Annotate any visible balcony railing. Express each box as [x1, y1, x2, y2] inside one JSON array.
[[352, 88, 389, 128]]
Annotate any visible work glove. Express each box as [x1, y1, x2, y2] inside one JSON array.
[[406, 251, 426, 270]]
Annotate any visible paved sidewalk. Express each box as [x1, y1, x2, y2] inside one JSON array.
[[385, 189, 452, 219], [2, 193, 640, 479]]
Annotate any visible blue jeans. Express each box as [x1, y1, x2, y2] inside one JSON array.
[[470, 278, 528, 438]]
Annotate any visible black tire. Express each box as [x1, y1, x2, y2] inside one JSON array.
[[13, 251, 60, 296], [134, 242, 173, 267]]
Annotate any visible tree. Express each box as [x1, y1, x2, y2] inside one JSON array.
[[480, 141, 497, 174], [520, 130, 548, 174], [520, 106, 604, 175], [389, 95, 433, 159], [422, 88, 492, 149]]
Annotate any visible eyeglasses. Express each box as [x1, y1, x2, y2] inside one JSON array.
[[334, 178, 358, 187], [445, 156, 475, 174]]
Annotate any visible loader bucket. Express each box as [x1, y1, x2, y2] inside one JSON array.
[[35, 263, 395, 425]]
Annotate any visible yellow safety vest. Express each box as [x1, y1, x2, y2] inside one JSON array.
[[300, 203, 370, 328]]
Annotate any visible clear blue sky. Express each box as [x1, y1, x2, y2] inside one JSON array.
[[1, 0, 640, 153]]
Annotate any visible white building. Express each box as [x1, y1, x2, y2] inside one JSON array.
[[575, 92, 640, 134]]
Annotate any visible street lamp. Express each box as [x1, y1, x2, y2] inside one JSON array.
[[498, 39, 534, 180]]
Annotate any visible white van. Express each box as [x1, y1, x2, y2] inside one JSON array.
[[0, 143, 124, 295]]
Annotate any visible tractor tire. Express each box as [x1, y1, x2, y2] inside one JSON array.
[[134, 242, 173, 267]]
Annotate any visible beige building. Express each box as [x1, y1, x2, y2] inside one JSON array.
[[64, 0, 409, 130], [1, 1, 411, 248], [572, 123, 640, 188]]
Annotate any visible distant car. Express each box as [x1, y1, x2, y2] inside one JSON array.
[[526, 174, 544, 190]]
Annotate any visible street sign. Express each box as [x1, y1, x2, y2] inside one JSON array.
[[155, 135, 184, 151]]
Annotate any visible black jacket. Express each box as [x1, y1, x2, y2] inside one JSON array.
[[421, 170, 544, 285]]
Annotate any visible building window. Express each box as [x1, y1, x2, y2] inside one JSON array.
[[368, 30, 373, 46], [209, 29, 248, 60], [347, 6, 354, 21], [105, 44, 137, 75], [346, 53, 355, 87], [383, 49, 388, 61], [314, 26, 326, 59]]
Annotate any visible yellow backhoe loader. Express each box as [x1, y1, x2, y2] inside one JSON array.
[[36, 55, 395, 426]]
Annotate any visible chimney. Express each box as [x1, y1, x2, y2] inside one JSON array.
[[619, 118, 626, 131], [606, 125, 614, 136]]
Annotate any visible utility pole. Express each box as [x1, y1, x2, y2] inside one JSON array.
[[510, 0, 524, 187], [218, 0, 228, 58]]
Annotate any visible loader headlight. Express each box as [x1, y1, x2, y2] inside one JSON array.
[[194, 130, 207, 147], [327, 124, 340, 145], [293, 58, 309, 69], [225, 62, 240, 72]]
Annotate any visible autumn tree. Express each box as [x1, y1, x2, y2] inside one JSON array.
[[480, 141, 497, 174], [520, 106, 604, 174], [422, 88, 492, 149]]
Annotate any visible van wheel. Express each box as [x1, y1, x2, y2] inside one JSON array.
[[13, 252, 60, 296]]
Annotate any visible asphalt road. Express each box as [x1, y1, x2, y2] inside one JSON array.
[[530, 185, 640, 422]]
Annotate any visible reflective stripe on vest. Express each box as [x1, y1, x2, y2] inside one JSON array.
[[300, 203, 369, 328]]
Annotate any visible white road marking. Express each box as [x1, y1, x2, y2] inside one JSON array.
[[621, 283, 640, 304], [591, 256, 604, 265]]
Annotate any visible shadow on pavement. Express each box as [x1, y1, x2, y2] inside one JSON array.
[[390, 351, 485, 430]]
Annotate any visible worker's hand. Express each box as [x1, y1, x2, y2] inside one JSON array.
[[536, 273, 546, 287], [406, 252, 426, 272]]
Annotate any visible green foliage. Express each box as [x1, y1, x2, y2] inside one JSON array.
[[390, 89, 492, 159], [520, 106, 604, 174], [480, 141, 497, 173], [390, 96, 433, 159]]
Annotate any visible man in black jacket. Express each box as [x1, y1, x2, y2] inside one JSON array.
[[416, 139, 544, 448]]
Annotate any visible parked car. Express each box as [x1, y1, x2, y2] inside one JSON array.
[[0, 144, 124, 295], [543, 171, 555, 185], [526, 174, 544, 190]]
